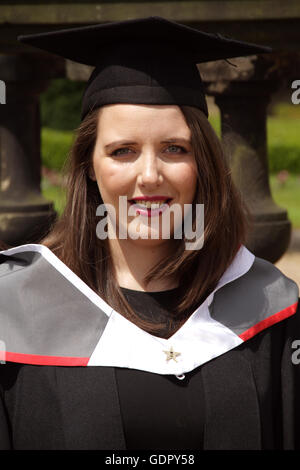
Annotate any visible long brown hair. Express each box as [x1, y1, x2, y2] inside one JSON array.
[[41, 105, 251, 334]]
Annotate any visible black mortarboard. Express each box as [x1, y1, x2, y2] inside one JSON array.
[[18, 16, 271, 120]]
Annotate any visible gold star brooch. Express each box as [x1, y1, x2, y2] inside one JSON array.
[[163, 346, 181, 363]]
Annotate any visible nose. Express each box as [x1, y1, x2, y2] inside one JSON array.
[[137, 149, 163, 188]]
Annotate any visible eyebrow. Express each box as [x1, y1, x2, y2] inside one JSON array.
[[104, 138, 192, 149]]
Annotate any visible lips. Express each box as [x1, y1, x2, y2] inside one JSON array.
[[129, 196, 172, 207], [128, 196, 172, 216]]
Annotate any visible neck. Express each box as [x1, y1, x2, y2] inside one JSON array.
[[107, 238, 178, 292]]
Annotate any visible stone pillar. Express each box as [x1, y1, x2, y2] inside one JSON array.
[[0, 53, 64, 246], [201, 55, 291, 263]]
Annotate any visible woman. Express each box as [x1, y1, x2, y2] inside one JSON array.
[[0, 17, 299, 450]]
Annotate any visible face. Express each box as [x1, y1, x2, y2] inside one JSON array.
[[91, 104, 198, 247]]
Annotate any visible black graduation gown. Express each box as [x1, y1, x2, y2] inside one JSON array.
[[0, 300, 300, 450], [0, 243, 299, 450]]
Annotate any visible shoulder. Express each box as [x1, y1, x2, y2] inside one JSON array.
[[246, 255, 299, 320], [210, 251, 299, 341], [232, 253, 299, 299], [0, 244, 110, 367], [0, 244, 48, 285]]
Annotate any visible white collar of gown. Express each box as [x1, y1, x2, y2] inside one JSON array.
[[88, 245, 255, 376]]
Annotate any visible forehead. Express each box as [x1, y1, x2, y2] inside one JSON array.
[[96, 104, 191, 138]]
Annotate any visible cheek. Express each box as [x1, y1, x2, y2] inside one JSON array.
[[93, 160, 133, 200], [171, 164, 198, 201]]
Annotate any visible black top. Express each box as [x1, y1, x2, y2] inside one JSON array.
[[116, 287, 205, 450], [120, 286, 194, 339]]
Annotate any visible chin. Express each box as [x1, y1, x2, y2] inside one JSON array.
[[126, 229, 174, 249]]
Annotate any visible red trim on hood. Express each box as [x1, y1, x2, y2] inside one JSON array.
[[239, 301, 298, 342], [2, 351, 89, 366]]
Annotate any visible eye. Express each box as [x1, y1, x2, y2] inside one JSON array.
[[110, 147, 134, 156], [165, 145, 187, 154]]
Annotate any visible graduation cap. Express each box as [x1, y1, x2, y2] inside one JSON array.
[[18, 16, 271, 120]]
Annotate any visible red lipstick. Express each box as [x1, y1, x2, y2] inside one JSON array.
[[130, 196, 172, 202]]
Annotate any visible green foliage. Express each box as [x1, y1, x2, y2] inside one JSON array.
[[41, 128, 74, 171], [40, 78, 85, 131], [208, 115, 221, 137], [269, 174, 300, 228], [267, 117, 300, 173], [41, 178, 66, 217]]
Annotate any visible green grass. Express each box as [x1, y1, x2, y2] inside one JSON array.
[[208, 115, 221, 137], [267, 116, 300, 173], [41, 178, 66, 217], [208, 106, 300, 174], [41, 128, 74, 172], [269, 174, 300, 228]]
